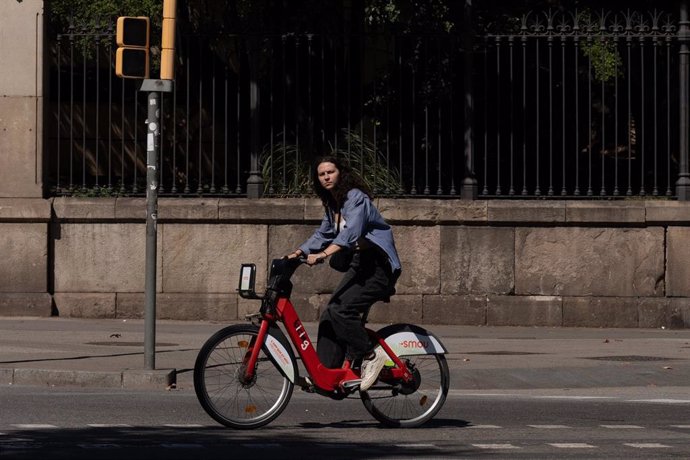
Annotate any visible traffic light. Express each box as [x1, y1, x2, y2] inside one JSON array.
[[115, 16, 150, 79], [161, 0, 177, 80]]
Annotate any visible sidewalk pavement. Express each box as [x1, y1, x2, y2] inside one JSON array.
[[1, 317, 689, 393]]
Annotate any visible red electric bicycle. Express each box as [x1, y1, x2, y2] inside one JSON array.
[[193, 257, 449, 429]]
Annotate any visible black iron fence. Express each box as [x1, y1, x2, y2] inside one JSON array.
[[44, 8, 689, 199]]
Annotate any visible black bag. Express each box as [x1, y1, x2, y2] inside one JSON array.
[[329, 249, 353, 272]]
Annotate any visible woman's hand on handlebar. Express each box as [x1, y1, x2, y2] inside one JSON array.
[[284, 250, 303, 260], [305, 252, 327, 266], [284, 249, 325, 266]]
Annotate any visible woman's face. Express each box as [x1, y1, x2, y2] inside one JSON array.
[[317, 161, 340, 192]]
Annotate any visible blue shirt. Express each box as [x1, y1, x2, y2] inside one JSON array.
[[299, 188, 402, 273]]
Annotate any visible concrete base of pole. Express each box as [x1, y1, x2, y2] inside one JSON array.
[[461, 177, 478, 200], [676, 178, 690, 201], [246, 172, 264, 199]]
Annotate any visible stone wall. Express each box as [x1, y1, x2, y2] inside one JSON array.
[[1, 197, 689, 328], [0, 0, 44, 198], [1, 2, 688, 328]]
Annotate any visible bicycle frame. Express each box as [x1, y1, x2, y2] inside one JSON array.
[[195, 259, 450, 429], [244, 294, 414, 393]]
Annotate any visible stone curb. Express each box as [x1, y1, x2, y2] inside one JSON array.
[[0, 367, 176, 390]]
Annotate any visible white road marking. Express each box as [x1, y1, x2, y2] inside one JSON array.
[[631, 399, 690, 404], [452, 392, 690, 404], [467, 424, 502, 429], [455, 392, 518, 397], [624, 443, 671, 448], [163, 424, 205, 428], [549, 443, 596, 449], [671, 425, 690, 428], [600, 424, 644, 429], [87, 424, 131, 428], [452, 392, 616, 400], [528, 424, 570, 429], [395, 443, 437, 448], [472, 443, 520, 449], [11, 424, 57, 429]]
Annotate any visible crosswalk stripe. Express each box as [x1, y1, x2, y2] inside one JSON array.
[[631, 399, 690, 404], [163, 424, 205, 428], [11, 424, 57, 429], [87, 424, 131, 428], [549, 443, 596, 449], [624, 443, 671, 448], [472, 443, 520, 449], [528, 424, 570, 429], [600, 424, 643, 429]]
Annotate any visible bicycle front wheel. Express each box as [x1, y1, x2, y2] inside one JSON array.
[[194, 324, 295, 429], [360, 353, 449, 428]]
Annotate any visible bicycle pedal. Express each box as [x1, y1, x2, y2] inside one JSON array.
[[297, 376, 315, 393], [340, 379, 362, 391]]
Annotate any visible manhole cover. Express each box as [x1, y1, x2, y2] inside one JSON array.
[[585, 355, 677, 362], [86, 341, 179, 347], [464, 351, 544, 356]]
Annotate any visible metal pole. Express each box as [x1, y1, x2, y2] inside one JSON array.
[[246, 37, 264, 198], [462, 0, 478, 199], [144, 89, 160, 370], [678, 0, 690, 200]]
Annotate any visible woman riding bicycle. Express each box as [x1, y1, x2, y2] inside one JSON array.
[[286, 155, 401, 391]]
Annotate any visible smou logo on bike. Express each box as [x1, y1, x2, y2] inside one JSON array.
[[386, 331, 446, 356], [400, 339, 430, 349]]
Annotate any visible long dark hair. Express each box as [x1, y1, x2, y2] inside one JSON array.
[[311, 155, 372, 209]]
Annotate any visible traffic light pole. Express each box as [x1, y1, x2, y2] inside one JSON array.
[[116, 0, 176, 371], [141, 79, 172, 370]]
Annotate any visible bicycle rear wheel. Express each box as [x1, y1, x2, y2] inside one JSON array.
[[360, 353, 449, 428], [194, 324, 295, 429]]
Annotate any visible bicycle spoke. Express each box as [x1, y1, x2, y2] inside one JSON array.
[[361, 353, 449, 427], [194, 325, 295, 429]]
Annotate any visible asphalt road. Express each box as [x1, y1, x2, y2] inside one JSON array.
[[1, 385, 689, 459]]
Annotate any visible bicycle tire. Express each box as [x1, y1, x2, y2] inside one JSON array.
[[360, 353, 449, 428], [194, 324, 295, 429]]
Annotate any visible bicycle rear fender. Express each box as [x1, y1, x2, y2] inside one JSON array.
[[262, 324, 298, 383], [377, 323, 447, 356]]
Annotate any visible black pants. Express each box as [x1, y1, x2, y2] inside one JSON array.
[[317, 249, 398, 369]]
